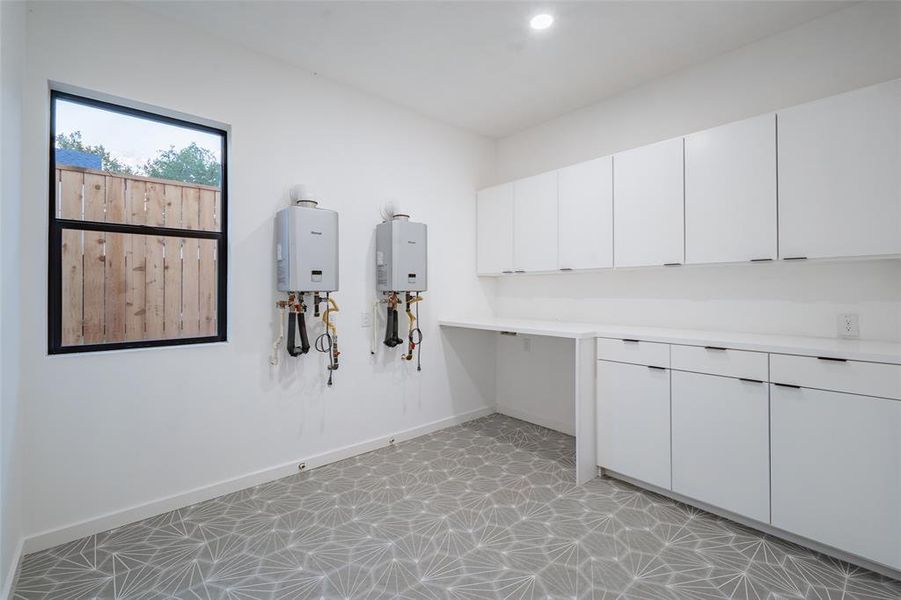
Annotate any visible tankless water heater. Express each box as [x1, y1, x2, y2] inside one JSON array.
[[376, 216, 427, 292], [276, 201, 339, 293]]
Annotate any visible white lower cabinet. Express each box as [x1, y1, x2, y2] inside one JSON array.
[[595, 334, 901, 572], [596, 360, 671, 489], [671, 371, 770, 522], [771, 384, 901, 571]]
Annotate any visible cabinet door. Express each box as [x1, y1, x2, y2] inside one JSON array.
[[476, 183, 514, 274], [613, 138, 684, 267], [771, 385, 901, 570], [671, 372, 769, 522], [778, 79, 901, 259], [513, 172, 558, 272], [685, 114, 777, 264], [558, 156, 613, 270], [596, 360, 671, 489]]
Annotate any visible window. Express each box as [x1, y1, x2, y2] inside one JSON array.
[[49, 91, 228, 353]]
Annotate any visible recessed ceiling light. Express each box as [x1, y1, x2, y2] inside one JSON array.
[[530, 14, 554, 31]]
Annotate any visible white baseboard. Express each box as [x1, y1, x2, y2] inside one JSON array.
[[496, 404, 574, 437], [22, 406, 495, 556], [1, 537, 25, 600]]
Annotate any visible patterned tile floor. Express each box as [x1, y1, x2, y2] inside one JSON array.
[[13, 414, 901, 599]]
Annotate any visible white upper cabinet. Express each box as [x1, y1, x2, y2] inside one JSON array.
[[613, 138, 685, 267], [778, 79, 901, 259], [513, 172, 558, 272], [558, 156, 613, 270], [685, 114, 777, 264], [476, 183, 514, 275]]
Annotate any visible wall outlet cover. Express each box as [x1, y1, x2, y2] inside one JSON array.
[[837, 313, 860, 339]]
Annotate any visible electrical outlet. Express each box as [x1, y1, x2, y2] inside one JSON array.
[[361, 312, 372, 328], [837, 313, 860, 339]]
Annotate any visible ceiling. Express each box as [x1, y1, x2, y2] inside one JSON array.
[[138, 1, 850, 138]]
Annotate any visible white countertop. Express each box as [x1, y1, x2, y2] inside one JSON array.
[[439, 317, 599, 339], [439, 317, 901, 364]]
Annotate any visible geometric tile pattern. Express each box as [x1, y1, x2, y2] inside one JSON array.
[[13, 414, 901, 599]]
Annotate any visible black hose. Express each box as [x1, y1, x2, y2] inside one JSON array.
[[298, 311, 311, 354], [287, 308, 310, 357], [383, 305, 402, 347], [392, 307, 402, 346], [413, 294, 422, 371], [383, 305, 395, 347]]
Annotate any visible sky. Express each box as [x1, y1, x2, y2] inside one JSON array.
[[56, 99, 222, 171]]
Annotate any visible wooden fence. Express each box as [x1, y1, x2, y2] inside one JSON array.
[[56, 166, 221, 346]]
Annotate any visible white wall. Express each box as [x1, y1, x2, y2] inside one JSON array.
[[496, 334, 574, 436], [1, 0, 26, 594], [492, 2, 901, 343], [19, 1, 496, 550]]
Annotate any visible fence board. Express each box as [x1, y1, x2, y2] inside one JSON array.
[[126, 232, 146, 341], [165, 185, 183, 229], [106, 176, 126, 223], [146, 182, 165, 227], [199, 239, 216, 336], [105, 232, 127, 342], [127, 180, 147, 225], [214, 190, 221, 230], [83, 173, 106, 221], [164, 238, 182, 336], [182, 239, 200, 337], [83, 232, 106, 344], [183, 188, 200, 230], [145, 235, 165, 339], [199, 189, 216, 231], [60, 169, 83, 220], [61, 229, 83, 345]]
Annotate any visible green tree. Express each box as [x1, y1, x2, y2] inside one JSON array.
[[143, 143, 221, 187], [55, 131, 135, 175]]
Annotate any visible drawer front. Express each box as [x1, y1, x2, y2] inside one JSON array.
[[596, 337, 669, 367], [671, 344, 768, 381], [770, 354, 901, 400]]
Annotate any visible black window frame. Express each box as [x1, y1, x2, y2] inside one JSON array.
[[48, 90, 228, 354]]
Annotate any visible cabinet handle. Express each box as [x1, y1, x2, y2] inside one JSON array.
[[783, 256, 807, 261], [499, 331, 518, 336], [739, 378, 764, 384], [773, 382, 801, 389], [749, 258, 773, 263], [663, 263, 682, 267], [514, 270, 526, 273], [501, 270, 514, 274], [559, 267, 573, 271], [817, 356, 847, 363], [622, 339, 640, 343], [704, 346, 727, 351], [647, 365, 667, 371]]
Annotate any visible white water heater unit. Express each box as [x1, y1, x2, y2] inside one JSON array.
[[276, 201, 339, 293], [376, 216, 427, 292]]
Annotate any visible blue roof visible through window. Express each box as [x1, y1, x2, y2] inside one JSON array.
[[55, 148, 102, 169]]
